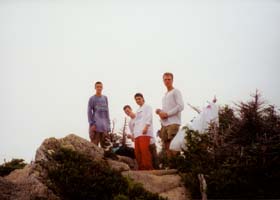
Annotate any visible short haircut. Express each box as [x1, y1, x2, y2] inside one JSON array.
[[123, 105, 131, 111], [95, 81, 102, 86], [163, 72, 174, 79], [134, 93, 144, 99]]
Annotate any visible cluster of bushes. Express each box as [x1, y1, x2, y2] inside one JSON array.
[[0, 158, 27, 176], [169, 92, 280, 199], [44, 147, 165, 200]]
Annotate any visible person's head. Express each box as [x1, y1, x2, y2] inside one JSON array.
[[95, 81, 103, 95], [134, 93, 145, 106], [163, 72, 174, 90], [123, 105, 133, 117]]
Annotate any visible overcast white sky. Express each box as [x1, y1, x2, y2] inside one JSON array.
[[1, 0, 280, 163]]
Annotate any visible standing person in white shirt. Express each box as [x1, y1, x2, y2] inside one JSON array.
[[133, 93, 154, 170], [156, 72, 184, 158], [123, 105, 158, 169]]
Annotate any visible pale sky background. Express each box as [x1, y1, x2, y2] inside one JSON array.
[[0, 0, 280, 163]]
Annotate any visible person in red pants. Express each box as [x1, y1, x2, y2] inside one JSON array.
[[133, 93, 154, 170], [123, 105, 158, 169]]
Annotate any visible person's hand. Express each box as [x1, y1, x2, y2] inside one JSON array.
[[104, 132, 109, 137], [159, 112, 168, 120], [90, 125, 96, 132], [155, 109, 161, 115], [142, 127, 148, 135], [127, 134, 135, 141]]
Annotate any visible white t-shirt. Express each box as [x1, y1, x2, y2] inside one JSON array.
[[128, 116, 155, 144], [161, 88, 184, 126], [134, 104, 154, 139]]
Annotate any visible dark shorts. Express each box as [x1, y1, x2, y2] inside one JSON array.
[[89, 129, 108, 148], [159, 124, 180, 142]]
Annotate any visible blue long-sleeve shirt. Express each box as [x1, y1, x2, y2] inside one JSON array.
[[87, 95, 110, 132]]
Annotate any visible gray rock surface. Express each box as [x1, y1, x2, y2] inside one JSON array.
[[4, 164, 59, 200], [1, 134, 190, 200], [122, 170, 191, 200], [0, 176, 20, 200]]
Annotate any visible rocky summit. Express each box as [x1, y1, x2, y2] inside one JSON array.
[[1, 134, 190, 200]]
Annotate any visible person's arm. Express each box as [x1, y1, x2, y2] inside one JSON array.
[[128, 121, 135, 141], [142, 106, 152, 134], [128, 121, 134, 134], [105, 96, 111, 132], [87, 98, 96, 129], [166, 90, 184, 117]]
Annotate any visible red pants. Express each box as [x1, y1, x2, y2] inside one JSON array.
[[134, 136, 153, 170]]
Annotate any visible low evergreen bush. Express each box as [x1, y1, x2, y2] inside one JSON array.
[[168, 92, 280, 199], [44, 147, 165, 200], [0, 158, 27, 176]]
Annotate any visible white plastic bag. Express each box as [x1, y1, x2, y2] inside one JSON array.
[[170, 129, 187, 151], [191, 102, 219, 133]]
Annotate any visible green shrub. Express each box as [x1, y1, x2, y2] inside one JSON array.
[[44, 147, 165, 200], [0, 158, 27, 176], [170, 92, 280, 199]]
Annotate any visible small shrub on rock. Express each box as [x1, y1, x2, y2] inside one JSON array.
[[0, 158, 27, 176], [44, 147, 165, 200]]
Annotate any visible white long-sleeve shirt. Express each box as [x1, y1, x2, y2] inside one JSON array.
[[161, 88, 184, 126], [128, 118, 135, 135], [128, 117, 155, 144], [134, 104, 154, 139]]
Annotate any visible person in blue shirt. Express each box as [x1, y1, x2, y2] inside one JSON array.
[[87, 81, 111, 148]]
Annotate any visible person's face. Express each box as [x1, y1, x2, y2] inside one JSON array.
[[135, 96, 144, 106], [95, 83, 103, 94], [124, 107, 132, 116], [163, 75, 173, 88]]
